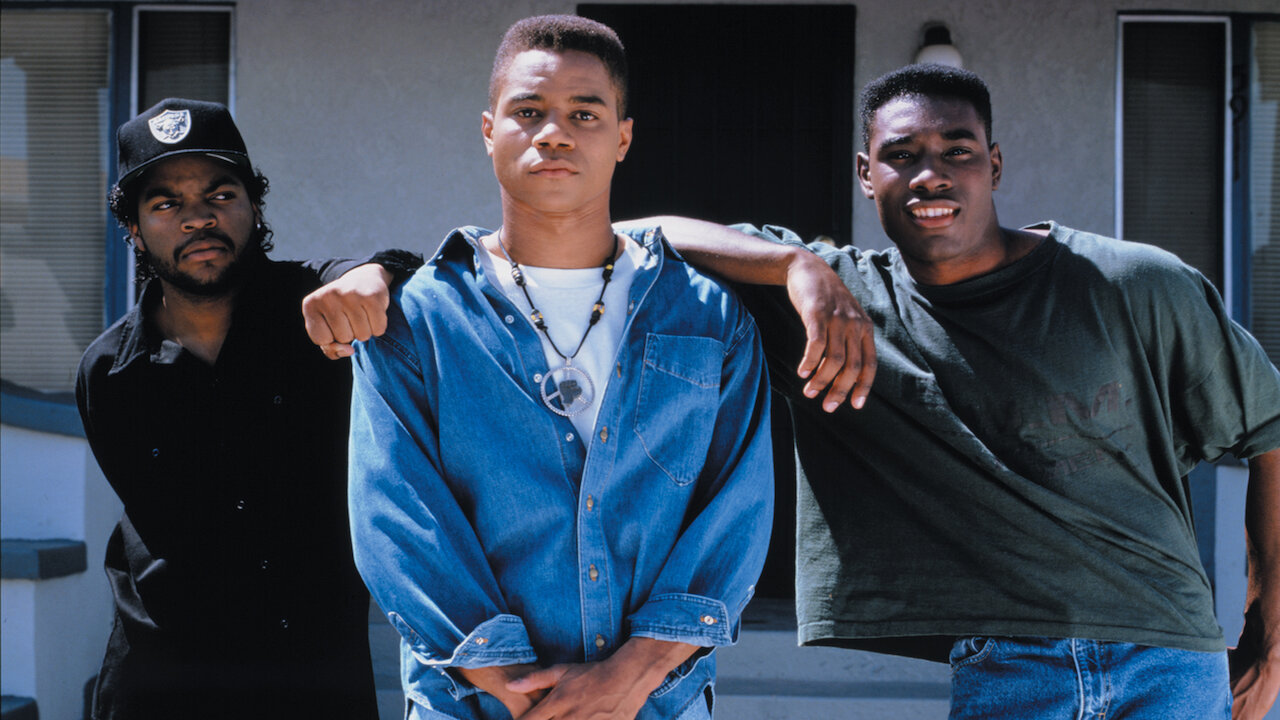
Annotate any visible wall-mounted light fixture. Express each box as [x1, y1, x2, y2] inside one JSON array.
[[914, 23, 963, 67]]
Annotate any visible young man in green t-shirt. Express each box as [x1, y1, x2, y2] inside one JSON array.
[[651, 64, 1280, 720]]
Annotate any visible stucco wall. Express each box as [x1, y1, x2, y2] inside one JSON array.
[[231, 0, 1276, 261]]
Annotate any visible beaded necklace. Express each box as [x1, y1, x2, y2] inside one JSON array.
[[496, 228, 617, 417]]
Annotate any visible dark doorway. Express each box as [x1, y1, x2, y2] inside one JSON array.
[[579, 4, 857, 598], [580, 3, 856, 241]]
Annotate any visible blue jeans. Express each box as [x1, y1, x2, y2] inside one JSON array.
[[948, 636, 1230, 719]]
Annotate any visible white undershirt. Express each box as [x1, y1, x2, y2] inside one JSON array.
[[480, 235, 642, 439]]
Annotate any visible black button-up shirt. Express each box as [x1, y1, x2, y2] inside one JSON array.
[[76, 253, 418, 720]]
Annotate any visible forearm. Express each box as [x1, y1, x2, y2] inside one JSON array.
[[622, 216, 809, 286], [1245, 448, 1280, 657], [609, 637, 701, 694], [305, 248, 424, 285]]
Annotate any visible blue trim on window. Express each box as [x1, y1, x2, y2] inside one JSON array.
[[1, 383, 84, 438], [105, 5, 134, 326]]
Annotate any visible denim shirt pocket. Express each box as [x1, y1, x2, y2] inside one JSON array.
[[634, 333, 723, 486]]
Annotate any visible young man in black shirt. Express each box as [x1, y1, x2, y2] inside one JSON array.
[[77, 98, 418, 720]]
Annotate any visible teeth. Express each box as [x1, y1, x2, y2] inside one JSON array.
[[912, 207, 955, 218]]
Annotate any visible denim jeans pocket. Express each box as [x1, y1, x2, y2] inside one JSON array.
[[949, 636, 995, 668], [634, 334, 723, 486]]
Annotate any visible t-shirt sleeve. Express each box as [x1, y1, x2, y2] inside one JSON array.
[[1147, 258, 1280, 462]]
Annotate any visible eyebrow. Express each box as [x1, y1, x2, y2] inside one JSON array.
[[507, 92, 608, 107], [140, 173, 241, 201], [877, 127, 980, 151]]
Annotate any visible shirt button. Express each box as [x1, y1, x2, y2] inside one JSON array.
[[273, 394, 283, 405], [599, 426, 608, 443], [279, 618, 289, 630], [475, 637, 488, 645], [235, 499, 246, 511], [534, 373, 543, 383], [565, 432, 574, 443], [260, 559, 270, 570], [504, 315, 515, 324], [589, 564, 599, 582], [701, 615, 717, 625], [586, 495, 594, 511], [151, 448, 160, 458], [627, 301, 635, 314], [595, 634, 606, 649]]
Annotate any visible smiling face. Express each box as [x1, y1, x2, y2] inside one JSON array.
[[482, 48, 633, 219], [857, 94, 1005, 284], [129, 154, 258, 296]]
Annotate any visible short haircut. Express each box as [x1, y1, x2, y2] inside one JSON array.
[[489, 14, 629, 117], [859, 64, 993, 151]]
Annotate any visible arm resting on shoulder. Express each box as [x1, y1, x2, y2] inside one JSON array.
[[620, 216, 876, 410], [303, 264, 394, 359], [302, 250, 424, 359], [1231, 447, 1280, 720]]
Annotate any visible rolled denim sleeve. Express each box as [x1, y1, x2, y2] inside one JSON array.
[[627, 300, 773, 648], [348, 296, 538, 675]]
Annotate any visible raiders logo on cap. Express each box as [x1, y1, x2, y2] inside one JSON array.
[[148, 109, 192, 144], [117, 99, 251, 188]]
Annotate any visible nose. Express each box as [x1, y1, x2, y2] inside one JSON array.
[[179, 200, 217, 232], [533, 113, 574, 150], [909, 157, 951, 194]]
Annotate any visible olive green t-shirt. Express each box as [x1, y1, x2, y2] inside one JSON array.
[[736, 222, 1280, 661]]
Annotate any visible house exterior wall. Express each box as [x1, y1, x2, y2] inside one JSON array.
[[227, 0, 1277, 262], [2, 1, 1275, 717]]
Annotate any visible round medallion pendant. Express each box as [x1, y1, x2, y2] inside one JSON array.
[[541, 365, 595, 417]]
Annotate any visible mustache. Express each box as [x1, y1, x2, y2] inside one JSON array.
[[172, 230, 235, 261]]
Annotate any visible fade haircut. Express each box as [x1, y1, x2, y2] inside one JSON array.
[[859, 64, 993, 151], [489, 14, 629, 117]]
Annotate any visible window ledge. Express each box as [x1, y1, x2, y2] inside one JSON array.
[[0, 696, 38, 720], [1, 539, 88, 580], [0, 382, 83, 438]]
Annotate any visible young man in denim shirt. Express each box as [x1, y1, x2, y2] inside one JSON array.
[[347, 16, 772, 720]]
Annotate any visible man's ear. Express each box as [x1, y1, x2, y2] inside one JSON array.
[[616, 117, 634, 163], [990, 143, 1003, 191], [128, 223, 146, 253], [856, 152, 875, 199], [481, 111, 496, 158]]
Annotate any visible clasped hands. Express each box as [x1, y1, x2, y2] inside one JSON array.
[[458, 638, 698, 720]]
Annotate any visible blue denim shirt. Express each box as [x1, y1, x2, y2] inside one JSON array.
[[349, 226, 773, 719]]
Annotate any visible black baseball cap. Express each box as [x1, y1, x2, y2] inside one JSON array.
[[116, 98, 253, 190]]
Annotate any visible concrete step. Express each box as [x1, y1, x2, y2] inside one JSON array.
[[713, 599, 949, 719]]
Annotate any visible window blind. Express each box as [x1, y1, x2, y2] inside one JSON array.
[[137, 10, 231, 110], [1122, 21, 1226, 291], [0, 10, 110, 394]]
